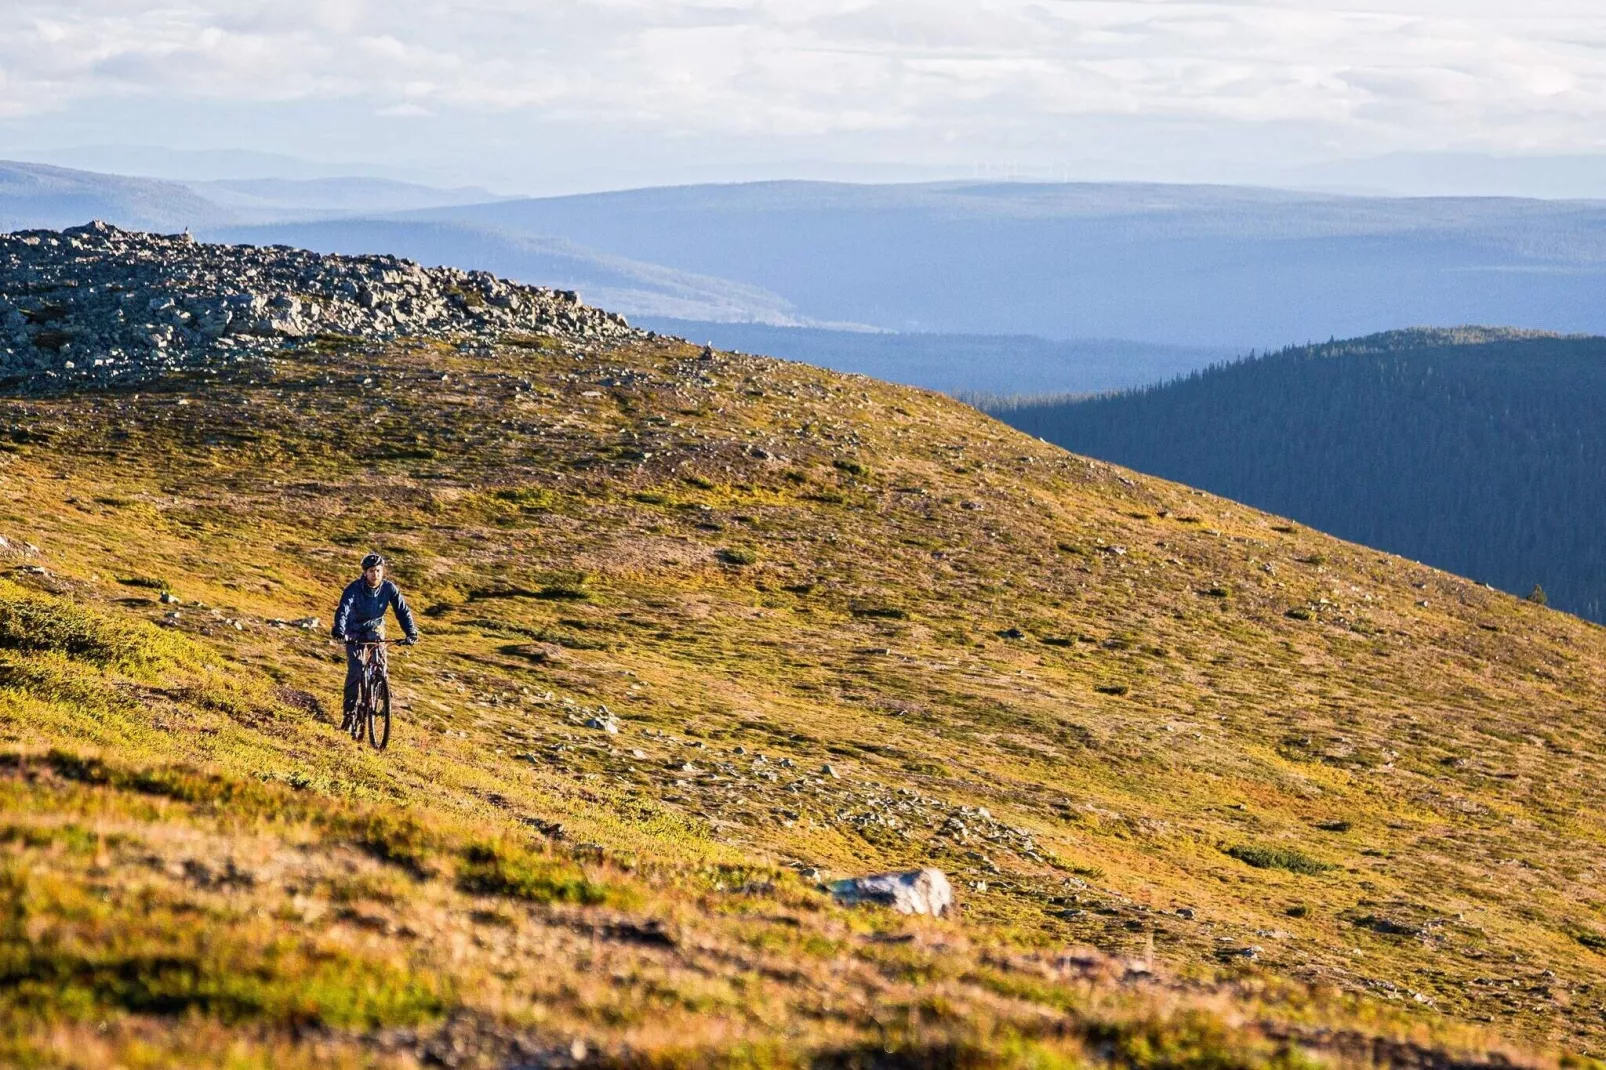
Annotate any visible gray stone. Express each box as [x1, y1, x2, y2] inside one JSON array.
[[0, 221, 645, 391], [829, 868, 954, 917]]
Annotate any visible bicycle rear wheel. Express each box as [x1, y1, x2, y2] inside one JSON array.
[[367, 674, 391, 750]]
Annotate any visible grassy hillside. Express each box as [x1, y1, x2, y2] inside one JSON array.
[[2, 330, 1605, 1066], [987, 328, 1606, 622]]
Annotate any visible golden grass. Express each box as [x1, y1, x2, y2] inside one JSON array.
[[0, 334, 1601, 1065]]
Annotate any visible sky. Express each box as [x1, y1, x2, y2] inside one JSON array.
[[1, 1, 1604, 194]]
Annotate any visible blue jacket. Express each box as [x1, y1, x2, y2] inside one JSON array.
[[331, 578, 419, 643]]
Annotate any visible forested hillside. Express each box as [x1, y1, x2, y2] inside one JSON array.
[[987, 328, 1606, 621]]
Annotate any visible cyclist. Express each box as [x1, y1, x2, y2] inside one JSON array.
[[331, 552, 419, 728]]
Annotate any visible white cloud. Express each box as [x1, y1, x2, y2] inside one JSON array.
[[2, 1, 1606, 183]]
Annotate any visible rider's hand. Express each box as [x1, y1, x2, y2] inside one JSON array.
[[403, 636, 419, 646]]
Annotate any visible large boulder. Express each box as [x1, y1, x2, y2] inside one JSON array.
[[829, 868, 953, 917]]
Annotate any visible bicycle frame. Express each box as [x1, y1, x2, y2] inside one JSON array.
[[355, 640, 391, 678], [347, 640, 400, 749]]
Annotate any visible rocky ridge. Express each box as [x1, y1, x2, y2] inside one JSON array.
[[0, 220, 641, 389]]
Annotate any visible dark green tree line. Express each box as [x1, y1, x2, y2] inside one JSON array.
[[987, 328, 1606, 622]]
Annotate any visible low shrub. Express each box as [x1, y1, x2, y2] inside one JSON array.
[[339, 811, 434, 879], [0, 589, 197, 674], [491, 487, 554, 510], [536, 584, 590, 601], [0, 592, 136, 666], [852, 606, 908, 620], [833, 458, 870, 478], [456, 841, 619, 905], [1224, 844, 1333, 875]]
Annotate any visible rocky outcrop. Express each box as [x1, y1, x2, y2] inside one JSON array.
[[0, 220, 641, 390]]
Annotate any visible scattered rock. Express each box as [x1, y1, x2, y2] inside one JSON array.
[[585, 714, 620, 734], [829, 868, 954, 917], [0, 221, 641, 391], [1353, 914, 1426, 938]]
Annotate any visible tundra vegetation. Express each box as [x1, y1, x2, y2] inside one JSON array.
[[0, 313, 1603, 1066]]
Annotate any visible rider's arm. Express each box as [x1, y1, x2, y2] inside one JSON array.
[[331, 583, 356, 641], [390, 584, 420, 642]]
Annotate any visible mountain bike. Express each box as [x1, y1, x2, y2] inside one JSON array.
[[348, 641, 397, 750]]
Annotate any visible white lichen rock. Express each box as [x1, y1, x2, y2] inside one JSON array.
[[829, 867, 953, 917]]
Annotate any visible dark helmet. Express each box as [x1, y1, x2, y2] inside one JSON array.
[[360, 552, 385, 571]]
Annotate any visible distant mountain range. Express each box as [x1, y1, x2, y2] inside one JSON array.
[[208, 220, 805, 325], [186, 177, 505, 218], [399, 181, 1606, 347], [12, 159, 1606, 395], [0, 161, 230, 233], [985, 327, 1606, 622]]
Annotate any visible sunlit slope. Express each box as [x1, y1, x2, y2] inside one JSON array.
[[1, 332, 1603, 1065]]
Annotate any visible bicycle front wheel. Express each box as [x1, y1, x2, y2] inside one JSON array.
[[367, 674, 391, 750]]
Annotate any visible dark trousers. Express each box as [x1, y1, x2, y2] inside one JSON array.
[[343, 643, 387, 716]]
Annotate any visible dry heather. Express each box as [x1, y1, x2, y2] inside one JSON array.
[[0, 331, 1602, 1067]]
